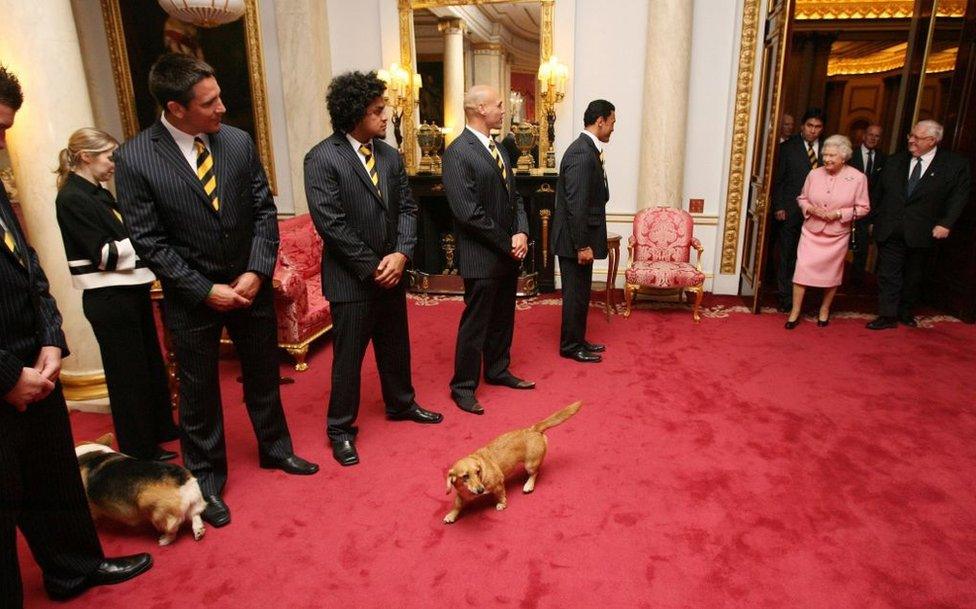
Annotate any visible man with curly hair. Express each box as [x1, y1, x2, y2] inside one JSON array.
[[305, 71, 443, 467], [443, 85, 532, 415]]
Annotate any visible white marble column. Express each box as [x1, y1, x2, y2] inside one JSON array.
[[636, 0, 694, 208], [472, 43, 505, 93], [439, 19, 466, 144], [0, 0, 105, 398]]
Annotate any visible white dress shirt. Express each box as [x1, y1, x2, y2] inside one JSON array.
[[581, 130, 604, 155], [908, 146, 937, 179], [345, 132, 376, 172], [802, 138, 820, 158], [860, 145, 877, 171], [160, 113, 210, 171]]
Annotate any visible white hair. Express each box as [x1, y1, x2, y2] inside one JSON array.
[[822, 134, 853, 161], [916, 119, 944, 142]]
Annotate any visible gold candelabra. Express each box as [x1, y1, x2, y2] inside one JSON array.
[[538, 55, 568, 170], [378, 63, 421, 152]]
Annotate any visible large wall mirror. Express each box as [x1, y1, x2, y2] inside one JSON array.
[[397, 0, 554, 174]]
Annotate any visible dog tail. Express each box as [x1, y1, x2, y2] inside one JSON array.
[[531, 401, 582, 433]]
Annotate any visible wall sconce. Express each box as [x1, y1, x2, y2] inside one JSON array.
[[509, 90, 525, 127], [537, 55, 568, 170], [378, 62, 421, 151]]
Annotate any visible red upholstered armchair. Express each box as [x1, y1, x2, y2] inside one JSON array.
[[624, 207, 706, 322], [273, 215, 333, 370]]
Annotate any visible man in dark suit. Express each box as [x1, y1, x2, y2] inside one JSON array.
[[552, 99, 615, 363], [443, 85, 532, 415], [848, 123, 886, 285], [866, 120, 971, 329], [771, 108, 825, 312], [0, 65, 151, 607], [304, 71, 443, 467], [114, 54, 317, 529]]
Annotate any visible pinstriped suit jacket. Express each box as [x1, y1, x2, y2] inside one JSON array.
[[114, 121, 279, 311], [304, 132, 417, 303], [442, 128, 529, 279], [0, 187, 69, 397]]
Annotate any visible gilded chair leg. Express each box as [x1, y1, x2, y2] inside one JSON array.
[[624, 283, 635, 318], [287, 346, 310, 372], [691, 285, 704, 323]]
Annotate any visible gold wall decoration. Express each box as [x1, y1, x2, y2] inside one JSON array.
[[828, 44, 959, 76], [720, 0, 762, 274], [62, 372, 109, 402], [100, 0, 277, 193], [794, 0, 966, 20]]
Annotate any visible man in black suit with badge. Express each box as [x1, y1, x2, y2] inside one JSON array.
[[848, 123, 886, 285], [1, 65, 151, 607], [304, 71, 442, 467], [443, 85, 532, 415], [552, 99, 615, 363], [115, 54, 318, 529], [771, 108, 824, 312], [866, 119, 971, 329]]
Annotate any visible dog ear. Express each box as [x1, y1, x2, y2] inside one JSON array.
[[445, 471, 456, 494]]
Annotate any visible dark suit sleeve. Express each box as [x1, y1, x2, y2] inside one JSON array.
[[115, 147, 214, 304], [561, 147, 593, 250], [394, 153, 418, 260], [55, 191, 133, 271], [938, 158, 971, 229], [0, 349, 22, 396], [304, 150, 381, 281], [442, 149, 512, 255], [771, 141, 789, 213], [246, 141, 280, 279], [26, 245, 69, 355]]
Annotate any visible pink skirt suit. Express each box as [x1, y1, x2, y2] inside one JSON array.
[[793, 165, 870, 287]]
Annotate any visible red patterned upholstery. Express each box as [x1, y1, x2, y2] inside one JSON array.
[[273, 215, 332, 370], [624, 207, 706, 321]]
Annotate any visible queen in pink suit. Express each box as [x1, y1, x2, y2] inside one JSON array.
[[785, 134, 870, 329]]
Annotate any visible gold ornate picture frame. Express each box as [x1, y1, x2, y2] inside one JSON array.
[[100, 0, 277, 193]]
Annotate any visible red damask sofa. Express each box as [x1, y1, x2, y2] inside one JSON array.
[[273, 215, 332, 370]]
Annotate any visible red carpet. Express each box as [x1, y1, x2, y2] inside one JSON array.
[[17, 297, 976, 609]]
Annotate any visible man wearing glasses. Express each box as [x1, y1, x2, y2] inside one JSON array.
[[866, 120, 971, 329]]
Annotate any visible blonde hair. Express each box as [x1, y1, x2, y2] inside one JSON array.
[[55, 128, 119, 190]]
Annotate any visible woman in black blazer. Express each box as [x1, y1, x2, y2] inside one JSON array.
[[54, 128, 178, 461]]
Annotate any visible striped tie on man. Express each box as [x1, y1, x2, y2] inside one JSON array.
[[2, 221, 24, 266], [194, 137, 219, 211], [359, 143, 382, 198], [807, 141, 818, 169], [488, 140, 508, 187]]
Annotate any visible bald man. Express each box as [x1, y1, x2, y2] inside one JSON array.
[[442, 85, 532, 415]]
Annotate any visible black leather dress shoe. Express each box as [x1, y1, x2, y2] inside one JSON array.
[[899, 315, 918, 328], [388, 405, 444, 424], [453, 397, 484, 415], [582, 341, 606, 353], [259, 453, 320, 475], [784, 318, 800, 330], [201, 495, 231, 527], [153, 448, 178, 462], [561, 349, 602, 363], [485, 375, 536, 389], [866, 316, 897, 330], [46, 553, 154, 600], [331, 440, 360, 466]]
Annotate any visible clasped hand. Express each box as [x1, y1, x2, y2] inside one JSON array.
[[374, 252, 407, 288], [3, 346, 61, 412], [206, 271, 262, 311], [510, 233, 528, 261]]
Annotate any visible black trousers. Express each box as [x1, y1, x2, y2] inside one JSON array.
[[776, 221, 802, 307], [83, 284, 177, 459], [450, 273, 518, 400], [1, 384, 104, 608], [558, 256, 593, 354], [327, 289, 416, 442], [168, 285, 293, 497], [876, 233, 931, 318]]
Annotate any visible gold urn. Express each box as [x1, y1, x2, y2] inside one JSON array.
[[512, 122, 539, 173]]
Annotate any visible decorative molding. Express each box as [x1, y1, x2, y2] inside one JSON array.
[[62, 372, 108, 402], [100, 0, 139, 137], [794, 0, 966, 20], [720, 0, 762, 274], [828, 43, 958, 76]]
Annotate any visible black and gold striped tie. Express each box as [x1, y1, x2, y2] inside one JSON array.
[[359, 143, 382, 197], [807, 142, 818, 169], [194, 137, 219, 211], [2, 222, 24, 266], [489, 140, 508, 186]]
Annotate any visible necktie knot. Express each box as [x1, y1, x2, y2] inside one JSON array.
[[194, 137, 206, 153], [359, 143, 373, 158]]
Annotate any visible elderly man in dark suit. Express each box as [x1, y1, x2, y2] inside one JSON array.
[[114, 54, 318, 529], [0, 65, 151, 607], [848, 123, 886, 285], [443, 85, 531, 415], [771, 108, 825, 312], [552, 99, 615, 363], [304, 71, 442, 467], [866, 120, 971, 329]]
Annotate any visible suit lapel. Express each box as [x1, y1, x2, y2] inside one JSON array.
[[466, 131, 508, 191], [151, 122, 217, 213], [909, 149, 945, 200], [332, 134, 385, 207], [0, 192, 29, 273], [208, 129, 226, 212], [579, 134, 608, 199]]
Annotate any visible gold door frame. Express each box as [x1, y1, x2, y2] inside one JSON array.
[[398, 0, 554, 174], [100, 0, 277, 194]]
